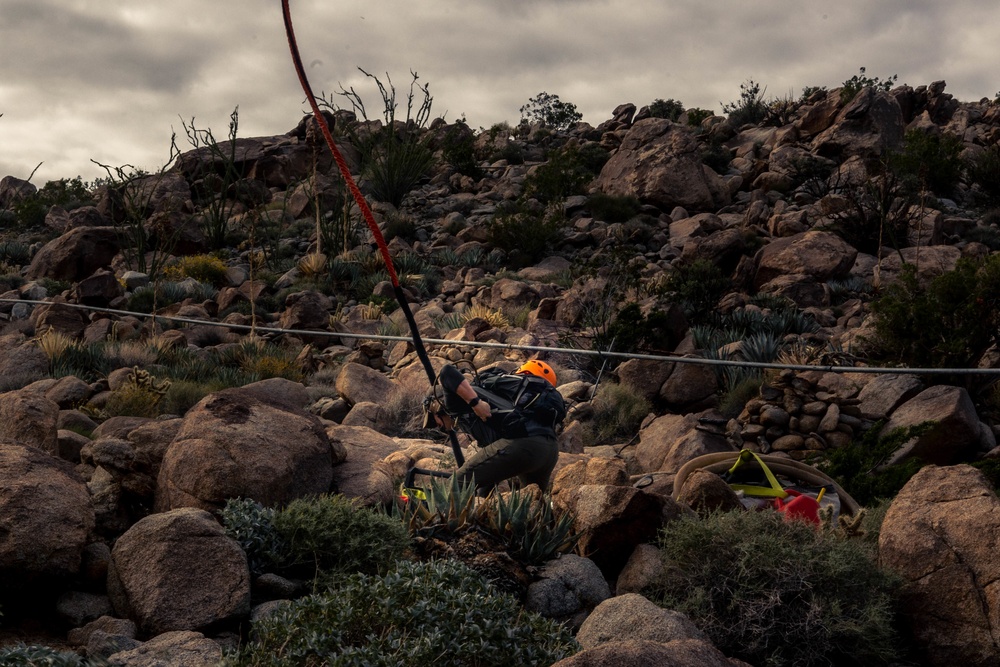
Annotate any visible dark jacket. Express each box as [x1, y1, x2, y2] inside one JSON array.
[[438, 364, 566, 446]]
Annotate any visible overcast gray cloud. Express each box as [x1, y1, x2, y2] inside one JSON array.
[[1, 0, 997, 185]]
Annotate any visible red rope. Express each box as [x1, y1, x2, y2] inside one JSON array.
[[281, 0, 399, 287]]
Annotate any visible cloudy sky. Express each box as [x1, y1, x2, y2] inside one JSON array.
[[2, 0, 998, 186]]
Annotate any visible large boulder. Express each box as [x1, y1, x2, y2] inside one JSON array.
[[106, 630, 223, 667], [882, 385, 985, 465], [25, 226, 120, 282], [856, 373, 924, 420], [107, 508, 250, 635], [326, 424, 404, 505], [576, 593, 707, 649], [0, 333, 48, 390], [753, 231, 858, 290], [594, 119, 731, 212], [0, 389, 59, 454], [488, 277, 540, 312], [635, 411, 733, 474], [812, 87, 905, 159], [278, 290, 334, 332], [0, 175, 36, 208], [873, 245, 962, 287], [155, 387, 335, 512], [335, 362, 399, 407], [0, 443, 94, 584], [558, 485, 672, 580], [30, 298, 89, 338], [879, 465, 1000, 667], [524, 554, 611, 628], [551, 638, 746, 667]]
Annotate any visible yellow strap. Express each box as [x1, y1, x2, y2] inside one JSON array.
[[727, 449, 789, 499]]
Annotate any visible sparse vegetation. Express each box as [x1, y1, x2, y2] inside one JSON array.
[[722, 79, 770, 127], [227, 559, 579, 667], [840, 66, 898, 103], [647, 509, 904, 667], [519, 91, 583, 130]]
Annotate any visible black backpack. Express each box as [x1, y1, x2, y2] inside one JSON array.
[[471, 368, 566, 438]]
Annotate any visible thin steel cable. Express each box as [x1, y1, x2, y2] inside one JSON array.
[[5, 297, 999, 376]]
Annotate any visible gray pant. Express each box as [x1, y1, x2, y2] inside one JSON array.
[[455, 434, 559, 495]]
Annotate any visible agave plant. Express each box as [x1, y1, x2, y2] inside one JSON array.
[[485, 489, 579, 564], [395, 474, 479, 538]]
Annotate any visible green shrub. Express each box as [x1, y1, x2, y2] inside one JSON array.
[[11, 177, 93, 229], [223, 494, 409, 581], [595, 302, 682, 356], [587, 192, 641, 223], [646, 510, 904, 667], [700, 137, 733, 174], [660, 259, 731, 324], [840, 66, 898, 103], [126, 281, 189, 313], [869, 255, 1000, 370], [272, 494, 409, 579], [487, 202, 566, 268], [365, 139, 435, 207], [964, 223, 1000, 250], [228, 559, 578, 667], [815, 421, 935, 507], [221, 498, 285, 575], [441, 121, 482, 179], [519, 91, 583, 130], [717, 374, 764, 419], [160, 379, 213, 416], [0, 644, 100, 666], [966, 145, 1000, 206], [333, 69, 436, 208], [826, 158, 916, 254], [524, 143, 607, 205], [721, 79, 769, 127], [647, 98, 684, 121], [685, 107, 713, 127], [890, 129, 965, 196], [589, 382, 651, 444], [164, 253, 230, 286], [102, 384, 165, 419]]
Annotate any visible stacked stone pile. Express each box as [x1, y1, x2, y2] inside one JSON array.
[[732, 369, 870, 459]]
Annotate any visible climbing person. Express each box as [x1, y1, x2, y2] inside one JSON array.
[[423, 360, 567, 496]]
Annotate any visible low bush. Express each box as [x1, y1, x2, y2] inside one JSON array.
[[646, 509, 904, 667], [524, 143, 607, 204], [660, 258, 731, 324], [595, 303, 682, 357], [647, 98, 684, 121], [227, 559, 578, 667], [840, 66, 898, 103], [163, 253, 230, 286], [588, 382, 651, 445], [966, 145, 1000, 206], [519, 91, 582, 130], [586, 192, 641, 223], [869, 255, 1000, 371], [222, 494, 409, 580], [0, 644, 99, 666], [890, 129, 965, 196], [721, 79, 769, 127], [814, 421, 935, 507], [486, 202, 566, 268]]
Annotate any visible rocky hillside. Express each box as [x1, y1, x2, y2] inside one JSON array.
[[1, 79, 1000, 665]]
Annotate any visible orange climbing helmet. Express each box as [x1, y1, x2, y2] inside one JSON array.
[[517, 360, 557, 387]]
